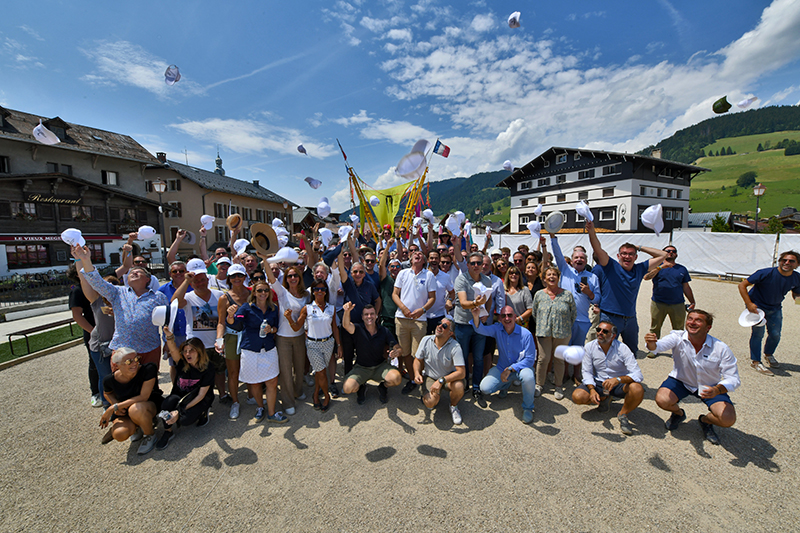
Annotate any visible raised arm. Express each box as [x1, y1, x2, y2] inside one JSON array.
[[170, 273, 192, 308], [341, 301, 356, 335], [539, 236, 550, 267], [379, 237, 393, 281], [586, 221, 609, 267], [417, 227, 429, 256], [197, 227, 210, 265], [167, 229, 186, 266], [638, 246, 668, 270], [115, 237, 135, 278], [549, 235, 568, 273]]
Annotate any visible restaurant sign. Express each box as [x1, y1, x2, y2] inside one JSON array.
[[26, 194, 82, 205]]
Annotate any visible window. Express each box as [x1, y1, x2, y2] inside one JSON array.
[[520, 181, 532, 191], [640, 186, 647, 196], [101, 170, 118, 186], [520, 199, 528, 207], [557, 194, 566, 202], [578, 191, 588, 201], [600, 209, 615, 221], [543, 160, 550, 168], [674, 209, 682, 221], [87, 243, 104, 263], [215, 225, 226, 242], [166, 201, 182, 218], [519, 215, 530, 224], [38, 204, 54, 220], [538, 197, 546, 204], [576, 212, 585, 222], [602, 165, 619, 175], [556, 174, 566, 184], [665, 210, 673, 220], [122, 208, 136, 222], [676, 190, 682, 199], [170, 227, 180, 241], [556, 154, 567, 164], [242, 226, 251, 239], [93, 206, 106, 221], [11, 202, 37, 219], [242, 208, 252, 221], [230, 205, 239, 215], [256, 209, 265, 223], [214, 203, 228, 218], [574, 153, 581, 161], [603, 187, 615, 198], [70, 205, 92, 221], [657, 188, 663, 197], [538, 215, 546, 222], [145, 180, 152, 193], [167, 179, 181, 191], [667, 189, 673, 198], [7, 244, 49, 268], [46, 162, 58, 173], [0, 156, 9, 173], [538, 177, 550, 187], [578, 169, 595, 180], [61, 164, 72, 176]]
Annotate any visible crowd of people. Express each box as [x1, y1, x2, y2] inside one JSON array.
[[68, 216, 800, 455]]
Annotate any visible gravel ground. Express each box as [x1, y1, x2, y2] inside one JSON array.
[[1, 277, 798, 532]]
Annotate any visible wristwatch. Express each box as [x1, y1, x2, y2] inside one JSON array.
[[438, 377, 446, 385]]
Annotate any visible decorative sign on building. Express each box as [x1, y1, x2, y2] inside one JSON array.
[[26, 194, 82, 205]]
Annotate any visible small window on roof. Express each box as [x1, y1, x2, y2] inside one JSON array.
[[556, 154, 567, 164]]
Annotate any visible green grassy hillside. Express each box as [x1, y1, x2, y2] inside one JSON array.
[[703, 130, 800, 156], [690, 142, 800, 217]]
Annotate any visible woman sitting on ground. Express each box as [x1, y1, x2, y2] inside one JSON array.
[[156, 330, 216, 450], [100, 347, 163, 455]]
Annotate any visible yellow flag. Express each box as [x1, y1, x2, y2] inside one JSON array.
[[360, 182, 411, 230]]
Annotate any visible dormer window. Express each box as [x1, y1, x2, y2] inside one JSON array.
[[556, 154, 567, 164], [43, 117, 71, 142]]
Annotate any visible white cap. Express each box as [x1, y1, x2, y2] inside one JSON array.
[[216, 256, 232, 266], [233, 238, 249, 255], [186, 258, 208, 275], [227, 263, 246, 277], [200, 215, 215, 230], [137, 225, 156, 240]]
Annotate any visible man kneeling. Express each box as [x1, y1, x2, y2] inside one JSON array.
[[646, 309, 739, 445], [412, 316, 466, 425], [572, 321, 644, 435], [341, 302, 403, 405]]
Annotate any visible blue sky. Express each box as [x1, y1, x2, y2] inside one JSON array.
[[3, 0, 800, 211]]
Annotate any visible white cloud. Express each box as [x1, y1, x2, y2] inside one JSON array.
[[2, 37, 44, 69], [335, 110, 435, 146], [386, 28, 412, 41], [18, 25, 44, 41], [80, 41, 203, 98], [361, 16, 389, 32], [168, 117, 338, 159], [770, 85, 799, 102], [470, 14, 494, 33]]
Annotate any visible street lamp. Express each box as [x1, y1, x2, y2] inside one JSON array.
[[283, 201, 289, 227], [753, 182, 766, 233], [152, 179, 168, 278], [474, 207, 482, 228]]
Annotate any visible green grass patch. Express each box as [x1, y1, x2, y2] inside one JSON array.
[[0, 324, 83, 364], [690, 148, 800, 217], [702, 131, 800, 156], [484, 198, 510, 224]]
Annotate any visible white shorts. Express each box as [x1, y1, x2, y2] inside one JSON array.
[[239, 347, 279, 384]]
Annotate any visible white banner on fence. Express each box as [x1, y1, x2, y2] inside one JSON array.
[[471, 231, 782, 276]]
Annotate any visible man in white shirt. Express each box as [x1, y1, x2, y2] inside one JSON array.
[[646, 309, 739, 445], [393, 249, 436, 395], [572, 321, 644, 436]]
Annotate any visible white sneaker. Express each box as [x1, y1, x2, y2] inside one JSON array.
[[229, 402, 240, 419], [554, 387, 564, 400], [449, 405, 462, 425], [534, 385, 542, 398], [137, 434, 156, 455], [246, 397, 257, 405], [90, 394, 103, 408], [129, 427, 143, 442], [285, 407, 296, 416]]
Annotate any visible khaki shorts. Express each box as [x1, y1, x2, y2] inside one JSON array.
[[421, 376, 460, 395], [395, 317, 427, 357], [224, 333, 240, 361], [345, 361, 396, 385]]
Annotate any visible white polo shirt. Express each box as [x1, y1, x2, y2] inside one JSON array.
[[394, 267, 436, 322]]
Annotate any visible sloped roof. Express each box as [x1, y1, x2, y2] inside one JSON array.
[[687, 211, 732, 228], [159, 160, 297, 207], [498, 146, 710, 188], [0, 172, 161, 206], [0, 106, 159, 165]]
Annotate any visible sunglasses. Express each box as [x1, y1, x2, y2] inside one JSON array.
[[286, 273, 299, 279], [780, 258, 797, 263], [133, 260, 147, 265], [596, 327, 612, 334], [500, 313, 515, 318], [468, 261, 481, 266], [251, 276, 265, 282], [365, 259, 375, 264], [122, 356, 141, 366], [312, 287, 327, 292], [440, 261, 451, 265], [215, 252, 226, 256], [665, 250, 677, 254], [255, 289, 269, 294], [438, 322, 449, 330], [229, 273, 245, 279], [170, 270, 186, 275]]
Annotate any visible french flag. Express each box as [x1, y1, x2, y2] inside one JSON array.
[[433, 140, 450, 158]]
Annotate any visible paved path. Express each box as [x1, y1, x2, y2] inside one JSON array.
[[1, 278, 797, 532], [0, 310, 73, 338]]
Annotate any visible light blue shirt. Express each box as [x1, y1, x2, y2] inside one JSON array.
[[582, 339, 643, 385], [473, 321, 536, 373], [550, 237, 600, 323], [82, 268, 168, 353]]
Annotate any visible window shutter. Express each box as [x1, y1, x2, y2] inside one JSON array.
[[177, 202, 182, 217], [0, 201, 10, 219], [176, 179, 181, 191], [138, 209, 147, 222], [39, 204, 55, 220], [93, 206, 106, 221], [109, 208, 120, 222], [59, 205, 72, 220]]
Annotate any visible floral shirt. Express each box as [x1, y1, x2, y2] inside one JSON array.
[[533, 289, 576, 339]]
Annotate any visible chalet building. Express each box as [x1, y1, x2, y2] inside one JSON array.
[[143, 153, 296, 256], [497, 147, 709, 234], [0, 106, 162, 274]]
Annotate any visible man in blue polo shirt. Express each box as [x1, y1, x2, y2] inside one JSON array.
[[738, 250, 800, 376], [643, 245, 696, 357], [587, 221, 667, 355]]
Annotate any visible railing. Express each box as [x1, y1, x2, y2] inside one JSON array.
[[0, 270, 76, 308]]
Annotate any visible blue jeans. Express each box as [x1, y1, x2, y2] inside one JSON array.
[[569, 320, 591, 347], [89, 350, 113, 408], [454, 323, 487, 391], [600, 312, 639, 355], [749, 307, 782, 362], [480, 366, 536, 411]]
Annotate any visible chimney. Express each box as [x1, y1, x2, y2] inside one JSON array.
[[252, 180, 260, 187], [651, 148, 662, 159], [156, 152, 167, 163]]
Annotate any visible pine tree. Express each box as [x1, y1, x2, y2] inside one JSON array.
[[757, 143, 763, 151]]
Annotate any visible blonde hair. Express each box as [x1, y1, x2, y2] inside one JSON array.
[[111, 347, 137, 364]]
